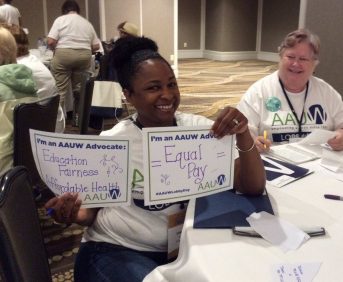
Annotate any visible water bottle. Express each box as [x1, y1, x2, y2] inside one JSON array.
[[37, 37, 43, 48], [37, 37, 46, 57]]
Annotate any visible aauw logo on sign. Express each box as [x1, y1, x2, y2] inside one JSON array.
[[109, 183, 121, 199], [198, 174, 226, 190]]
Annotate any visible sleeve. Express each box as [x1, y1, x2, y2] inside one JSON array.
[[236, 83, 263, 137], [17, 7, 21, 17], [90, 24, 99, 46], [47, 19, 59, 40]]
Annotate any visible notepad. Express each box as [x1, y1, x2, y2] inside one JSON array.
[[268, 144, 319, 164], [193, 189, 274, 229]]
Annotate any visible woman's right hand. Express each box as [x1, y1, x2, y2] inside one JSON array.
[[255, 135, 272, 153], [45, 193, 82, 224]]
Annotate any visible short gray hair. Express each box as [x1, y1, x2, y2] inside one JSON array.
[[278, 29, 320, 60]]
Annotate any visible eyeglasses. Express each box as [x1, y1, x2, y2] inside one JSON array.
[[283, 54, 314, 64]]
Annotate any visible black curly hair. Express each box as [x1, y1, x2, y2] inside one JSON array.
[[110, 36, 173, 91], [61, 0, 80, 15]]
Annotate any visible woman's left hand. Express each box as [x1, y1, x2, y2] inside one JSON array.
[[211, 106, 248, 138], [328, 129, 343, 151]]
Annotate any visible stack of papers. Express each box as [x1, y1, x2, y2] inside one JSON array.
[[268, 144, 319, 164]]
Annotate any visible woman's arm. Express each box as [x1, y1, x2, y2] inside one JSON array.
[[47, 37, 57, 50], [234, 129, 266, 195], [328, 128, 343, 151], [211, 106, 266, 195]]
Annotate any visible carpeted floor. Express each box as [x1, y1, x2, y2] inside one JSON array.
[[177, 59, 278, 120], [41, 58, 278, 281]]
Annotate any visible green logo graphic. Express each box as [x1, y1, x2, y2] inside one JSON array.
[[265, 97, 281, 112]]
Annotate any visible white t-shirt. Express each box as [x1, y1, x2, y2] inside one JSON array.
[[237, 71, 343, 143], [0, 4, 20, 26], [17, 54, 56, 98], [17, 53, 65, 133], [82, 112, 214, 252], [48, 13, 98, 50]]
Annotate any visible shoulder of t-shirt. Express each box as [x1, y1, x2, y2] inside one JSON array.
[[100, 118, 135, 137], [175, 111, 213, 126]]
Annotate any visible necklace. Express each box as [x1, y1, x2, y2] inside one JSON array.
[[279, 78, 309, 134], [131, 117, 177, 129]]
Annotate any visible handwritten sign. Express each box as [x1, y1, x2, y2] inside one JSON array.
[[271, 262, 321, 282], [30, 129, 131, 208], [142, 126, 235, 205]]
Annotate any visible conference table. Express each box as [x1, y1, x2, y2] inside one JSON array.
[[144, 160, 343, 282]]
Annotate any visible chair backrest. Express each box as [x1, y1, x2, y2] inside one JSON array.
[[13, 94, 60, 186], [0, 166, 52, 282], [78, 72, 96, 134]]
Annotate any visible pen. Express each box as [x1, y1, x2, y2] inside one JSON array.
[[46, 208, 55, 216], [263, 130, 267, 149], [324, 194, 343, 201]]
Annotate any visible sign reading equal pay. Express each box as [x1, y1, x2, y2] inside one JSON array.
[[30, 129, 131, 208], [143, 126, 235, 205]]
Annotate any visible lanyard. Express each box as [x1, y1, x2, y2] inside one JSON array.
[[279, 78, 309, 134]]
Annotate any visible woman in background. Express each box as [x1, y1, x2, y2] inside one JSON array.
[[13, 28, 65, 132], [0, 0, 21, 28], [47, 0, 99, 125], [0, 26, 37, 175]]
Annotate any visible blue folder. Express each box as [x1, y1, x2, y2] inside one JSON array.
[[193, 189, 274, 228]]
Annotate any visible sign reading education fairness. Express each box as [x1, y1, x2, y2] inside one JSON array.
[[143, 126, 235, 205], [30, 129, 131, 208]]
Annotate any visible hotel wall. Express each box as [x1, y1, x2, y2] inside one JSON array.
[[11, 0, 343, 94], [260, 0, 300, 53], [101, 0, 174, 65], [205, 0, 257, 52], [13, 0, 90, 49], [306, 0, 343, 96]]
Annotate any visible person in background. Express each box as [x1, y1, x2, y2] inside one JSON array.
[[117, 21, 139, 38], [0, 0, 21, 28], [12, 27, 65, 133], [0, 26, 37, 175], [88, 21, 139, 130], [237, 28, 343, 152], [45, 36, 266, 282], [47, 0, 99, 126]]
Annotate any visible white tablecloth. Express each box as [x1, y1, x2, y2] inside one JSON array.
[[144, 160, 343, 282]]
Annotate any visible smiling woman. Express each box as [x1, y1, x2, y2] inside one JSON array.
[[45, 36, 266, 282], [237, 28, 343, 153]]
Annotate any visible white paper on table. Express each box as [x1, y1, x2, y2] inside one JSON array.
[[320, 149, 343, 172], [298, 129, 336, 145], [246, 212, 310, 252], [271, 262, 321, 282]]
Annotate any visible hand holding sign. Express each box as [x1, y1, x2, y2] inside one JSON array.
[[30, 129, 131, 208]]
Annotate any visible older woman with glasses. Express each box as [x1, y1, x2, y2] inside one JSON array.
[[237, 28, 343, 152]]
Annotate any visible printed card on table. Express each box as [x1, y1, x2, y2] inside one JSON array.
[[142, 126, 235, 205], [30, 129, 131, 208], [261, 155, 313, 187]]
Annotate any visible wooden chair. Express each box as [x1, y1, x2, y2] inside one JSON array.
[[13, 94, 60, 189], [0, 166, 52, 282]]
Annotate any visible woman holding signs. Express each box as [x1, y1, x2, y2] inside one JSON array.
[[45, 36, 266, 282]]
